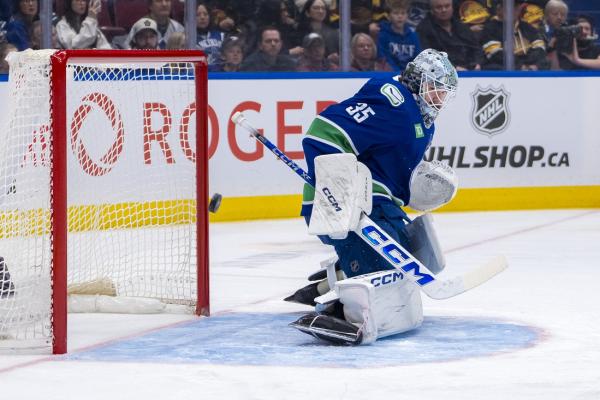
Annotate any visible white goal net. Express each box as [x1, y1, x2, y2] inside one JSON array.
[[0, 49, 209, 353]]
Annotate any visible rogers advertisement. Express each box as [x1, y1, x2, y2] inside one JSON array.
[[1, 74, 599, 216]]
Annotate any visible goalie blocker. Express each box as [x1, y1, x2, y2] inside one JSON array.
[[308, 153, 372, 240]]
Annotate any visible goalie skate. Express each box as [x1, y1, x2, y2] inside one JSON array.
[[289, 312, 363, 345], [284, 282, 320, 306]]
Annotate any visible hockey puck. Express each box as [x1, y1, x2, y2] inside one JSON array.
[[208, 193, 222, 213]]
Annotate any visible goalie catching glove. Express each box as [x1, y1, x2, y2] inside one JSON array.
[[408, 160, 458, 212]]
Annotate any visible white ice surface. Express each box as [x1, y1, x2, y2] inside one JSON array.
[[1, 209, 600, 399]]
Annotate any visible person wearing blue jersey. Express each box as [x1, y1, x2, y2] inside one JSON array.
[[6, 0, 38, 51], [195, 3, 226, 71], [377, 0, 422, 71], [287, 48, 459, 345]]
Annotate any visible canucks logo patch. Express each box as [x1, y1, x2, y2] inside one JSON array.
[[380, 83, 404, 107], [414, 123, 424, 138]]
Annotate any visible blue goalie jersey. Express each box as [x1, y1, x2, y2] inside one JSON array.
[[301, 75, 435, 216]]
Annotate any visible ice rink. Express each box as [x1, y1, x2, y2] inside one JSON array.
[[1, 209, 599, 400]]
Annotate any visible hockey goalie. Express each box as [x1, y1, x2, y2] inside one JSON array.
[[285, 49, 460, 345]]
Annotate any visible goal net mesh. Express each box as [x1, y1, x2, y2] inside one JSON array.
[[0, 50, 201, 350]]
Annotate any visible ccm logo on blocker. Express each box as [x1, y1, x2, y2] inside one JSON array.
[[322, 187, 342, 212]]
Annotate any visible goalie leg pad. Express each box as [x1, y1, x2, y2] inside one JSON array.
[[289, 312, 363, 345], [403, 213, 446, 274], [337, 269, 423, 344]]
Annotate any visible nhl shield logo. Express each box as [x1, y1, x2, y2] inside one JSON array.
[[471, 86, 510, 136]]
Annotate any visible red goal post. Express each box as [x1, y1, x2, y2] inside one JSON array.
[[0, 49, 209, 354]]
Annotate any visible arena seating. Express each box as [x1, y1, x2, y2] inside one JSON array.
[[113, 0, 148, 32], [568, 0, 600, 44]]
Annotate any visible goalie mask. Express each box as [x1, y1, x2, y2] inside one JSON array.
[[402, 49, 458, 128]]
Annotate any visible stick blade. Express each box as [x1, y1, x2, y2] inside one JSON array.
[[462, 255, 508, 291], [423, 255, 508, 300]]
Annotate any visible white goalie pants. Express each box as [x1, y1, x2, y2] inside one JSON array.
[[335, 269, 423, 344]]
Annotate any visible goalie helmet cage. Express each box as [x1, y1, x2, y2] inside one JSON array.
[[0, 49, 209, 355]]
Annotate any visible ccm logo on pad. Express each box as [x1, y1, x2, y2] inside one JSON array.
[[371, 271, 404, 287]]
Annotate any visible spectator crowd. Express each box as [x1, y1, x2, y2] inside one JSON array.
[[0, 0, 599, 73]]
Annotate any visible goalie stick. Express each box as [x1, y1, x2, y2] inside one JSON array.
[[231, 112, 507, 300]]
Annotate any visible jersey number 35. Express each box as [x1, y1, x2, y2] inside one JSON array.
[[346, 103, 375, 123]]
